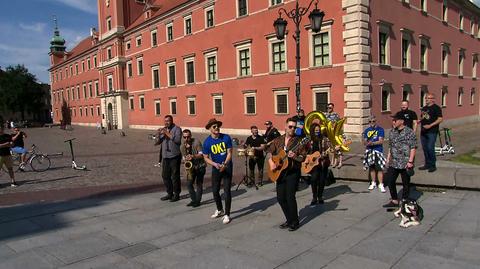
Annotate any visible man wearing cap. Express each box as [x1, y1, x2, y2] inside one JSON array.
[[264, 121, 281, 143], [383, 112, 417, 208], [362, 116, 386, 192], [244, 126, 267, 186], [203, 118, 233, 224]]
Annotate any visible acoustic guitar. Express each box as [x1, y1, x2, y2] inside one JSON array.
[[268, 137, 310, 182], [301, 149, 330, 174]]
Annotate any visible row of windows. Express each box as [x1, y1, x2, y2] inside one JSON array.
[[378, 23, 478, 77], [52, 55, 98, 83], [125, 30, 330, 89], [403, 0, 480, 38], [54, 106, 101, 119], [380, 84, 476, 112], [127, 87, 330, 116], [53, 80, 99, 103], [124, 0, 286, 50]]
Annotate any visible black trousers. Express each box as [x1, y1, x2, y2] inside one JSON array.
[[187, 167, 205, 203], [211, 164, 233, 215], [386, 167, 411, 201], [162, 156, 181, 196], [248, 156, 265, 182], [276, 169, 300, 225], [310, 164, 327, 200]]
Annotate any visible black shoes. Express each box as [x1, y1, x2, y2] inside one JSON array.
[[382, 201, 399, 208], [186, 201, 195, 207], [169, 194, 180, 202], [310, 199, 318, 206], [318, 199, 324, 204], [418, 166, 429, 170], [288, 223, 300, 231], [192, 201, 201, 208], [279, 222, 289, 229], [161, 195, 172, 201], [428, 167, 437, 173]]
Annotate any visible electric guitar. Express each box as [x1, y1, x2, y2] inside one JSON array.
[[268, 137, 310, 182]]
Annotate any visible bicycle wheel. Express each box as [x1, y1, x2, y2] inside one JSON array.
[[30, 154, 51, 172]]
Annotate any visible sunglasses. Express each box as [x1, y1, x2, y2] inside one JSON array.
[[287, 125, 296, 129], [183, 136, 191, 139], [327, 107, 333, 109], [369, 120, 376, 123], [211, 125, 219, 129]]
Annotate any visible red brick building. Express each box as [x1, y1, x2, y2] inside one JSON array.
[[49, 0, 480, 135]]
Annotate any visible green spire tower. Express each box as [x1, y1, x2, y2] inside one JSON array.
[[50, 16, 66, 54]]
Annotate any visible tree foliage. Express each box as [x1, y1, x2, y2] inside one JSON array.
[[0, 65, 46, 120]]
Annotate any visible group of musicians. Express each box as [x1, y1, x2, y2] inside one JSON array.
[[156, 111, 332, 231]]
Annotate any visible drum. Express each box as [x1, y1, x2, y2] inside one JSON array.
[[237, 148, 247, 156], [247, 148, 255, 157]]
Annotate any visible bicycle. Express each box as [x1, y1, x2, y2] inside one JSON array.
[[2, 144, 51, 172]]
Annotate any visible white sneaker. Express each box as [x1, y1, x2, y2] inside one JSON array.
[[211, 210, 224, 219], [222, 215, 231, 224], [154, 163, 161, 167], [368, 182, 376, 190], [378, 183, 386, 193]]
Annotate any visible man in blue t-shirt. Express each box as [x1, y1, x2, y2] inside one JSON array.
[[363, 116, 386, 193], [203, 118, 233, 225]]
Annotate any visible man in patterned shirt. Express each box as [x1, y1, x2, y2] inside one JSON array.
[[383, 112, 417, 208]]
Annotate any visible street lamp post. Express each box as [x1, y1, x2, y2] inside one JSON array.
[[274, 0, 324, 112]]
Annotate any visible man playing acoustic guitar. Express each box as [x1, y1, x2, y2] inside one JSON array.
[[266, 117, 308, 231]]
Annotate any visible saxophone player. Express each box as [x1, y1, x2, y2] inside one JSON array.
[[180, 129, 206, 207]]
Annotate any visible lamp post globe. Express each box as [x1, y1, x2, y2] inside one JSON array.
[[273, 17, 288, 40]]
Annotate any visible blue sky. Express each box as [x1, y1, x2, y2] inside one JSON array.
[[0, 0, 97, 83], [1, 0, 480, 84]]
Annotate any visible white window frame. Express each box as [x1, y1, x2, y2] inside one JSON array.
[[441, 87, 448, 107], [139, 95, 145, 110], [88, 82, 93, 98], [204, 5, 215, 29], [151, 65, 160, 89], [309, 23, 332, 67], [125, 40, 131, 50], [421, 0, 427, 12], [169, 98, 177, 115], [381, 84, 392, 112], [127, 61, 133, 78], [442, 0, 448, 22], [107, 75, 113, 92], [457, 87, 463, 106], [236, 0, 249, 18], [473, 54, 478, 79], [154, 99, 161, 116], [274, 89, 289, 115], [312, 86, 330, 112], [136, 35, 142, 47], [96, 106, 100, 116], [204, 50, 218, 81], [106, 17, 112, 31], [244, 92, 256, 115], [187, 97, 196, 115], [129, 96, 134, 110], [470, 88, 476, 105], [166, 22, 173, 42], [151, 29, 158, 47], [184, 56, 195, 84], [400, 29, 412, 69], [402, 84, 411, 101], [212, 95, 223, 115], [459, 13, 464, 31], [459, 49, 465, 77], [441, 44, 449, 74], [236, 42, 252, 77], [93, 56, 97, 67], [167, 61, 176, 87], [470, 21, 475, 36], [419, 36, 429, 71], [268, 37, 287, 73], [137, 57, 144, 75], [107, 47, 112, 60], [270, 0, 283, 7], [184, 15, 192, 36]]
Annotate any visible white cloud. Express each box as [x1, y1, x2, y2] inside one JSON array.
[[52, 0, 98, 15], [19, 22, 47, 33]]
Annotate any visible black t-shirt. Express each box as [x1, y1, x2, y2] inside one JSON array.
[[265, 127, 281, 143], [245, 135, 266, 157], [420, 104, 443, 133], [12, 131, 25, 148], [0, 134, 12, 156], [398, 109, 418, 129]]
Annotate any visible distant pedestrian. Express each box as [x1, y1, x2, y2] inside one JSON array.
[[325, 103, 343, 168], [363, 116, 386, 192], [419, 93, 443, 172], [396, 100, 418, 133], [383, 112, 417, 208], [158, 115, 182, 202], [291, 109, 306, 137], [0, 124, 18, 187], [264, 120, 281, 143]]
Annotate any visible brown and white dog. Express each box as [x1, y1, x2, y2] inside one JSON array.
[[394, 199, 424, 228]]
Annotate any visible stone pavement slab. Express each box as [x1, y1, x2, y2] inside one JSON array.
[[0, 180, 479, 268]]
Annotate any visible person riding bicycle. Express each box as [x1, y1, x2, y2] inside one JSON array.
[[11, 126, 28, 171], [0, 124, 18, 187]]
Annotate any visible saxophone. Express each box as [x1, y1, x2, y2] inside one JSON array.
[[184, 140, 194, 180]]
